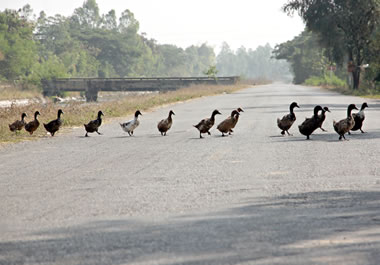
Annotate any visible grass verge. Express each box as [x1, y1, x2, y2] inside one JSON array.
[[0, 84, 249, 145]]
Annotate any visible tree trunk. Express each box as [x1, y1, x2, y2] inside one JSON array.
[[352, 67, 361, 89]]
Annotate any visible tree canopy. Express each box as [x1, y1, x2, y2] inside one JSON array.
[[283, 0, 380, 88], [0, 0, 292, 89]]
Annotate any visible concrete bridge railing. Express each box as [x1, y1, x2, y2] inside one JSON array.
[[42, 76, 240, 102]]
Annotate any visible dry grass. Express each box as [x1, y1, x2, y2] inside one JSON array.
[[0, 83, 42, 100], [0, 84, 248, 144]]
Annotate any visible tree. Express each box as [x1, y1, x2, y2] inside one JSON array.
[[283, 0, 380, 89], [72, 0, 101, 29], [273, 30, 328, 84], [0, 8, 37, 80]]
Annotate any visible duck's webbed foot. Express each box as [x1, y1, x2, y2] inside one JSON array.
[[360, 129, 366, 133], [207, 131, 211, 135], [286, 131, 293, 136], [348, 131, 351, 135], [321, 127, 327, 132]]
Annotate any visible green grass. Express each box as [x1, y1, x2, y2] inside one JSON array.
[[305, 74, 347, 88]]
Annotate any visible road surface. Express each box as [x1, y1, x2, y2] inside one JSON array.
[[1, 84, 380, 265]]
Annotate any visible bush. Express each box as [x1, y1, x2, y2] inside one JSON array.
[[305, 73, 346, 88]]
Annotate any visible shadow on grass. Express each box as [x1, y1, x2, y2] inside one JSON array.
[[1, 190, 380, 265]]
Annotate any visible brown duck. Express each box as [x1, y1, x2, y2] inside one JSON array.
[[84, 110, 104, 137], [277, 102, 299, 135], [217, 110, 239, 136], [194, 109, 221, 138], [25, 111, 40, 135], [316, 106, 331, 131], [229, 107, 244, 134], [44, 109, 64, 136], [298, 105, 323, 140], [158, 110, 175, 136], [333, 104, 358, 140], [9, 113, 27, 134]]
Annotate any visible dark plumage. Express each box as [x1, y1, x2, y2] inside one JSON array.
[[316, 107, 330, 131], [158, 110, 175, 136], [277, 102, 299, 136], [43, 109, 64, 136], [229, 107, 244, 134], [350, 102, 368, 134], [84, 110, 104, 137], [194, 109, 221, 138], [298, 105, 323, 140], [333, 104, 358, 140], [9, 113, 27, 133], [25, 111, 40, 135], [217, 110, 239, 136]]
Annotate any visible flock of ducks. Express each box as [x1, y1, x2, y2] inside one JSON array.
[[277, 102, 369, 140], [8, 108, 244, 138], [8, 102, 368, 140]]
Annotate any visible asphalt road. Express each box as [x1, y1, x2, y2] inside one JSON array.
[[1, 84, 380, 265]]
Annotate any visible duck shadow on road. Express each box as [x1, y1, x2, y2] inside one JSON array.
[[271, 130, 380, 143], [2, 190, 380, 265]]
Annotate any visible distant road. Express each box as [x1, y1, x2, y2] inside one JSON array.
[[1, 84, 380, 264]]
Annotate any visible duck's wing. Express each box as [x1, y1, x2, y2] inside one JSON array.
[[158, 119, 167, 129], [194, 118, 207, 129]]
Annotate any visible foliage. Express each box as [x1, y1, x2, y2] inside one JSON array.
[[273, 30, 338, 84], [305, 73, 346, 88], [204, 65, 218, 78], [216, 42, 292, 82], [0, 8, 37, 81], [0, 0, 217, 89], [283, 0, 380, 89]]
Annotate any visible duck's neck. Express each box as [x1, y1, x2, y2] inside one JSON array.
[[360, 105, 366, 112], [290, 106, 295, 114], [21, 115, 25, 122], [347, 108, 354, 118], [34, 113, 39, 120], [97, 113, 102, 120], [210, 113, 217, 122], [168, 112, 173, 121], [57, 112, 62, 119]]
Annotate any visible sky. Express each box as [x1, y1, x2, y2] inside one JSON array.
[[1, 0, 305, 52]]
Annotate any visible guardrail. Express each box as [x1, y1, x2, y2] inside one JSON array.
[[42, 76, 240, 102]]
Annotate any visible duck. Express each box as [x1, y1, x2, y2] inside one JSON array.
[[9, 113, 27, 134], [84, 110, 104, 137], [349, 102, 368, 134], [43, 109, 64, 136], [333, 104, 358, 140], [25, 111, 40, 135], [157, 110, 175, 136], [194, 109, 221, 138], [316, 106, 331, 131], [298, 105, 323, 140], [217, 110, 239, 136], [229, 107, 244, 134], [120, 110, 142, 136], [277, 102, 299, 135]]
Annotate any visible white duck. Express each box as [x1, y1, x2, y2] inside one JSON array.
[[120, 110, 142, 136]]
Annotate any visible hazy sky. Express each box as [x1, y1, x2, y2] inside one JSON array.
[[1, 0, 305, 51]]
